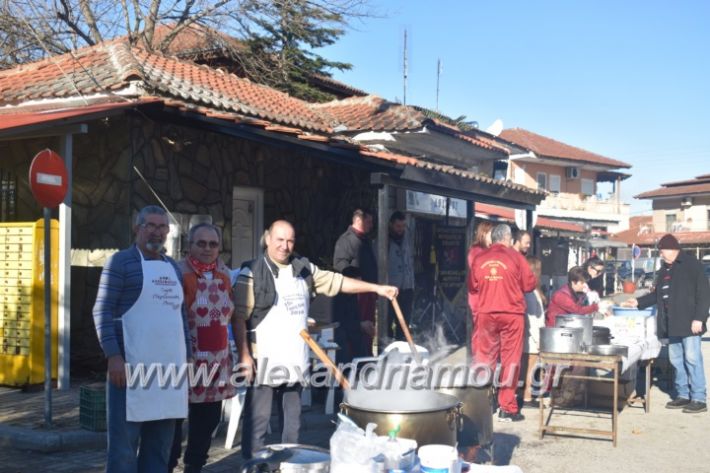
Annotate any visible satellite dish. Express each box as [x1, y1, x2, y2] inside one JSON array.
[[486, 118, 504, 136]]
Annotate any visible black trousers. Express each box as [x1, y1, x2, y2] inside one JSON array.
[[169, 400, 222, 470], [241, 384, 302, 459], [386, 288, 414, 340]]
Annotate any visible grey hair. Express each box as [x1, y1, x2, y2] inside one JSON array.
[[188, 223, 221, 243], [135, 205, 167, 226], [491, 224, 512, 243]]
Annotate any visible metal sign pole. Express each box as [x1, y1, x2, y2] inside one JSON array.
[[44, 207, 52, 428]]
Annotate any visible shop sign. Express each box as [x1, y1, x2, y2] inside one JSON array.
[[406, 191, 467, 219]]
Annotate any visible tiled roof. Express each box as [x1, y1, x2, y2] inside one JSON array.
[[612, 230, 710, 247], [499, 128, 631, 169], [475, 203, 584, 233], [635, 182, 710, 199], [426, 119, 510, 155], [610, 216, 654, 244], [635, 174, 710, 199], [0, 41, 544, 202], [312, 95, 424, 131], [312, 96, 509, 156], [0, 40, 332, 132], [308, 74, 368, 98]]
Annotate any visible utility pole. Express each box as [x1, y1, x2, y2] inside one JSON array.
[[436, 58, 442, 112], [403, 29, 408, 105]]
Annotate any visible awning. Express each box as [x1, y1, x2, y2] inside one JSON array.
[[0, 99, 161, 138], [474, 203, 585, 232]]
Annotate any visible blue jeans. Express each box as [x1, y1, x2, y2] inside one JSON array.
[[668, 335, 707, 403], [106, 380, 177, 473]]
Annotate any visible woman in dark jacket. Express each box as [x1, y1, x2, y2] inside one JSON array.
[[626, 234, 709, 414]]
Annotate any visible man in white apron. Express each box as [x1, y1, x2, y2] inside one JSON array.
[[233, 220, 399, 459], [93, 206, 191, 472]]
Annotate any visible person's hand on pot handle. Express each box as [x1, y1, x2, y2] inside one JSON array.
[[376, 284, 399, 300]]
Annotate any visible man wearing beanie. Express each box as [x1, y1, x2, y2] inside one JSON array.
[[627, 233, 710, 413]]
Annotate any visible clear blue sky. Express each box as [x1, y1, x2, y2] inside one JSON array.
[[321, 0, 710, 215]]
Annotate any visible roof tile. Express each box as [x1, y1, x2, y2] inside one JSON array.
[[500, 128, 631, 169]]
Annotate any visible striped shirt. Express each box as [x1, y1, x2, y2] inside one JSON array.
[[92, 245, 192, 359]]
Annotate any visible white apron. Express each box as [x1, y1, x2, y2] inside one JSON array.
[[254, 261, 310, 386], [122, 250, 188, 422]]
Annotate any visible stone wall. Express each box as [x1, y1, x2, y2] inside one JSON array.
[[1, 112, 378, 372]]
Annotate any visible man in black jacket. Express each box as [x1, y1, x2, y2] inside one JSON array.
[[627, 233, 709, 413], [333, 209, 378, 353], [234, 220, 398, 458]]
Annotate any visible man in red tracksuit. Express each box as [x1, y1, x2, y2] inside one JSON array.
[[471, 224, 537, 422]]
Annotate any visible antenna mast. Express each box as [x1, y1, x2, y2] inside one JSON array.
[[403, 29, 408, 105], [436, 58, 442, 112]]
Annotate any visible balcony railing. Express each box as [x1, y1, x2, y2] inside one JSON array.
[[540, 192, 630, 215]]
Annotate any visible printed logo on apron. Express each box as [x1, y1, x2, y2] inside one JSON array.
[[254, 259, 310, 386], [122, 250, 188, 422]]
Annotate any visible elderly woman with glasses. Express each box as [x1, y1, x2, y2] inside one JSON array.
[[169, 223, 237, 473]]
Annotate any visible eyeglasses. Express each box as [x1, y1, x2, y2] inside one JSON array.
[[141, 223, 170, 233], [590, 266, 604, 275], [194, 240, 220, 249]]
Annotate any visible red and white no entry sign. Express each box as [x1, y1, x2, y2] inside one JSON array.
[[29, 149, 68, 208]]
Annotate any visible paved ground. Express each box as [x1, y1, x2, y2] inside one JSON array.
[[0, 385, 334, 473], [2, 338, 710, 473]]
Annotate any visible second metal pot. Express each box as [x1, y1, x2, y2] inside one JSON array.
[[591, 326, 612, 346], [539, 327, 584, 353]]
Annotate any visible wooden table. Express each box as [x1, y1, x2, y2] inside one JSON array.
[[538, 352, 622, 447]]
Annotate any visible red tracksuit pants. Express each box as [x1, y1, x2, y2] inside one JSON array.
[[473, 312, 524, 414]]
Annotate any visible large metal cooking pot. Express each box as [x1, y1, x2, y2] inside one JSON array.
[[555, 314, 593, 346], [591, 326, 612, 346], [341, 390, 462, 447], [241, 444, 330, 473], [434, 385, 494, 450], [539, 327, 584, 353]]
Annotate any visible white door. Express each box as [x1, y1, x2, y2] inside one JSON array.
[[232, 187, 264, 268]]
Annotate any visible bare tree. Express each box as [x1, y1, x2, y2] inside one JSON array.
[[1, 0, 371, 100]]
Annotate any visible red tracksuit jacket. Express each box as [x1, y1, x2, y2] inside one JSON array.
[[470, 243, 537, 315]]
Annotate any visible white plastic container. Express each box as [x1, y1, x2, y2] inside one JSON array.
[[418, 444, 460, 473]]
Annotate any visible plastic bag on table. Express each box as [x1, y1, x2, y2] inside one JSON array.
[[330, 414, 379, 473]]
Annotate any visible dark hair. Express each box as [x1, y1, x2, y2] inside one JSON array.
[[584, 256, 604, 270], [389, 210, 406, 224], [512, 230, 531, 244], [568, 266, 589, 284], [188, 223, 221, 243]]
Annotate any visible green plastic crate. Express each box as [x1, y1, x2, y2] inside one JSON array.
[[79, 383, 106, 432]]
